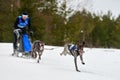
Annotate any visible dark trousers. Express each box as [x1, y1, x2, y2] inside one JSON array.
[[13, 32, 18, 50]]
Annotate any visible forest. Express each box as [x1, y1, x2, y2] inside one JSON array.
[[0, 0, 120, 48]]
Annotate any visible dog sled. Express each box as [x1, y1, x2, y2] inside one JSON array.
[[12, 29, 32, 58], [12, 29, 45, 63]]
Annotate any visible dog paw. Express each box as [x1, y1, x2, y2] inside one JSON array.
[[37, 60, 39, 63], [60, 53, 62, 56], [76, 69, 80, 72], [82, 62, 85, 65]]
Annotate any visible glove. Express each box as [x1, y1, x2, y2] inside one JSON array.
[[30, 31, 33, 37]]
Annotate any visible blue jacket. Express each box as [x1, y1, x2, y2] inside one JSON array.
[[18, 16, 29, 28], [14, 15, 32, 34]]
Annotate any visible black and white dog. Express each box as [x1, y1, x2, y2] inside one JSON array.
[[60, 41, 85, 72]]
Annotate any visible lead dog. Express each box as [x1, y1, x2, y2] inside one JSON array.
[[32, 40, 44, 63], [60, 41, 85, 72]]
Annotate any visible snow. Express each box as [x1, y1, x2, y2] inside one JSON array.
[[0, 43, 120, 80]]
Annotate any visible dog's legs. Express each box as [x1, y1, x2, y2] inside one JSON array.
[[37, 52, 40, 63], [32, 47, 38, 58], [60, 45, 67, 56], [37, 51, 42, 63], [80, 55, 85, 65], [60, 51, 67, 56], [37, 57, 39, 63], [32, 51, 37, 58], [60, 52, 63, 56], [74, 56, 80, 72]]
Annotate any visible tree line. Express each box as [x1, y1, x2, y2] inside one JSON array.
[[0, 0, 120, 48]]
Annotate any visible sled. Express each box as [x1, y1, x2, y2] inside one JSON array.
[[15, 34, 32, 57], [22, 34, 32, 53]]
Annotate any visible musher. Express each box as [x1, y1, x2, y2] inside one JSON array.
[[12, 12, 33, 56]]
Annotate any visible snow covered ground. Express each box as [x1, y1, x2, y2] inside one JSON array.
[[0, 43, 120, 80]]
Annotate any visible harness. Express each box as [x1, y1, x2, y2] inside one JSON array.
[[68, 44, 84, 56], [68, 44, 77, 56], [69, 45, 77, 52], [18, 16, 29, 28]]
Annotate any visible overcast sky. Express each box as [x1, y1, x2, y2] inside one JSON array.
[[57, 0, 120, 18], [92, 0, 120, 18]]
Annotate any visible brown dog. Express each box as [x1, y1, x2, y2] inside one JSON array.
[[32, 40, 44, 63], [60, 41, 85, 72]]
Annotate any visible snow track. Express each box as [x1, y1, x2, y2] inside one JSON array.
[[0, 43, 120, 80]]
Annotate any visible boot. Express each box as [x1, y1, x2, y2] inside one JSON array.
[[12, 49, 18, 56]]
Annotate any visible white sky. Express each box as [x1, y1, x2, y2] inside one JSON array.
[[92, 0, 120, 18], [57, 0, 120, 18]]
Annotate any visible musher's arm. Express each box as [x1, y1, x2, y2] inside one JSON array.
[[28, 18, 32, 32], [14, 17, 19, 29]]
